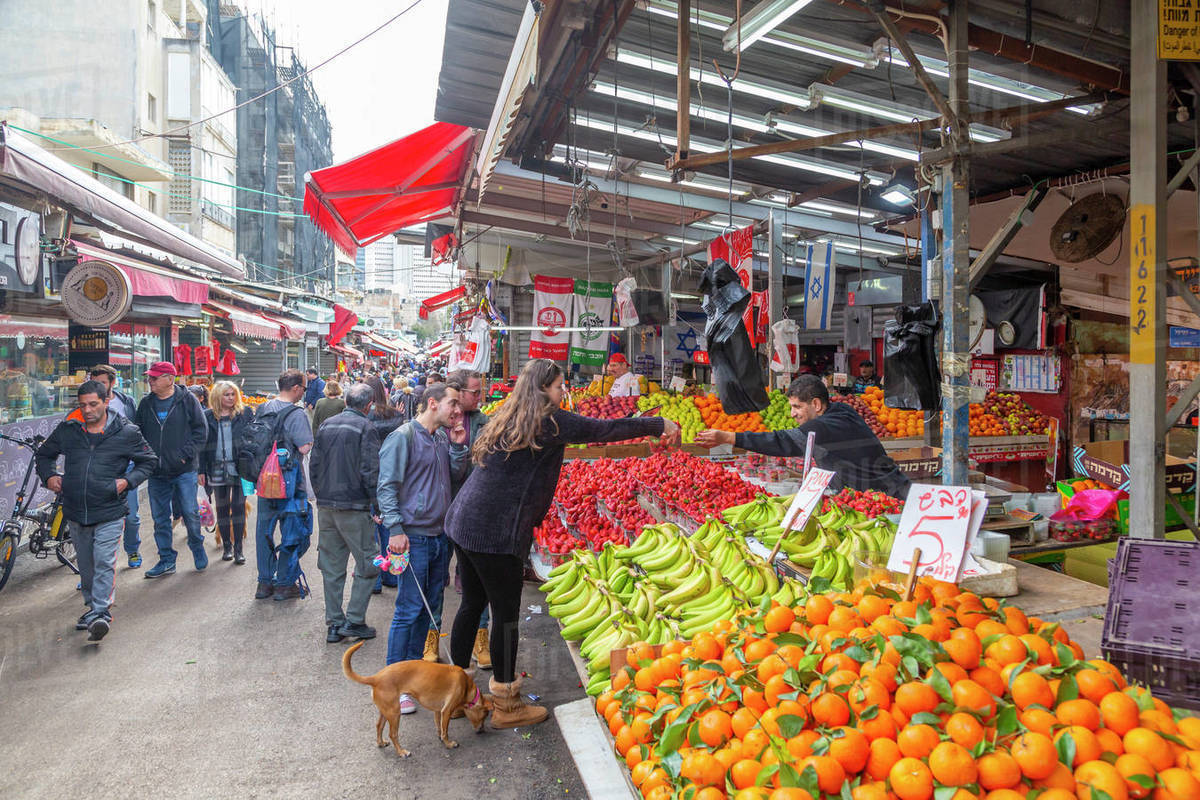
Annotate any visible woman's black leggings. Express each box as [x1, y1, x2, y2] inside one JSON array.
[[450, 544, 524, 683], [212, 483, 245, 551]]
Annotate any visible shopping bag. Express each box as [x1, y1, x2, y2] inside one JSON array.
[[770, 319, 800, 373], [615, 276, 639, 327], [241, 477, 256, 497], [256, 446, 287, 499], [1052, 489, 1125, 521], [196, 483, 215, 527]]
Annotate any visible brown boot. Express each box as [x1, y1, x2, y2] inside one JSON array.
[[422, 630, 440, 663], [473, 628, 492, 670], [488, 677, 548, 728]]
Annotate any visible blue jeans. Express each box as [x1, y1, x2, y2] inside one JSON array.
[[123, 485, 141, 555], [255, 468, 312, 587], [147, 472, 203, 566], [373, 521, 397, 590], [385, 534, 450, 665]]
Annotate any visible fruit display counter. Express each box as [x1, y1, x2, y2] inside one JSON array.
[[590, 576, 1191, 800]]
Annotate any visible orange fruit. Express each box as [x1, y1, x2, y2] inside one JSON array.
[[806, 595, 834, 625], [828, 606, 863, 633], [859, 708, 899, 743], [944, 636, 983, 670], [929, 741, 979, 787], [1040, 791, 1079, 800], [971, 667, 1007, 698], [866, 738, 903, 782], [889, 757, 934, 800], [786, 731, 821, 760], [811, 693, 851, 727], [734, 791, 772, 800], [1020, 634, 1054, 666], [798, 755, 846, 795], [898, 724, 941, 759], [1140, 710, 1179, 736], [1037, 763, 1080, 791], [699, 709, 734, 748], [640, 767, 671, 797], [1022, 707, 1060, 736], [1115, 753, 1158, 799], [1101, 691, 1142, 736], [681, 751, 727, 788], [1075, 759, 1130, 800], [1125, 727, 1177, 772], [694, 788, 727, 800], [1096, 728, 1125, 756], [985, 790, 1025, 800], [731, 759, 766, 790], [1057, 699, 1103, 732], [978, 751, 1023, 791], [1012, 732, 1060, 781], [769, 790, 815, 800], [1177, 718, 1200, 742], [1056, 727, 1103, 767], [946, 712, 986, 749], [934, 662, 970, 686], [1012, 671, 1056, 710], [828, 727, 871, 775], [853, 782, 892, 800], [732, 707, 761, 740], [764, 605, 796, 634], [1002, 606, 1030, 634], [953, 678, 997, 719], [1155, 767, 1200, 800], [1076, 668, 1121, 705], [895, 682, 940, 716], [986, 635, 1029, 666], [848, 679, 892, 716]]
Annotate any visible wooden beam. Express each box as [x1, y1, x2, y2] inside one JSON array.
[[675, 0, 691, 164], [864, 0, 959, 135]]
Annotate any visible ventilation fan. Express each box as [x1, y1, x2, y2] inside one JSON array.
[[1049, 193, 1125, 263]]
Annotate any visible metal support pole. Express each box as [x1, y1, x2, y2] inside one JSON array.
[[675, 0, 691, 164], [939, 0, 971, 486], [1128, 0, 1168, 538], [767, 208, 785, 338]]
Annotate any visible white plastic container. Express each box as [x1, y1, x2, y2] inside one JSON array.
[[1033, 493, 1062, 518], [972, 530, 1011, 562]]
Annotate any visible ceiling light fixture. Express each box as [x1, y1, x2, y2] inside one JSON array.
[[798, 200, 879, 219], [722, 0, 817, 53], [880, 183, 915, 206], [613, 48, 818, 109], [809, 84, 1011, 143]]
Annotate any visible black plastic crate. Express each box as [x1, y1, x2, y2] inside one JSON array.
[[1101, 538, 1200, 709]]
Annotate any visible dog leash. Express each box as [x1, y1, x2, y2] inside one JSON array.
[[376, 550, 451, 663]]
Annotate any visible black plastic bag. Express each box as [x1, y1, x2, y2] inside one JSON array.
[[699, 259, 769, 414], [882, 301, 942, 411]]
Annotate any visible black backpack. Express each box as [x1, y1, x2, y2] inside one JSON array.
[[236, 404, 301, 483]]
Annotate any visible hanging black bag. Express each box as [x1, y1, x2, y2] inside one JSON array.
[[882, 301, 942, 411], [699, 258, 769, 414]]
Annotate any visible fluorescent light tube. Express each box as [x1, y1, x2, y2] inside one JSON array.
[[809, 84, 1011, 143], [723, 0, 817, 52]]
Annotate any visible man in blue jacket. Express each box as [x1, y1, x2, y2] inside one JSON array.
[[377, 381, 468, 714], [302, 368, 325, 414], [36, 381, 157, 641], [133, 361, 209, 577]]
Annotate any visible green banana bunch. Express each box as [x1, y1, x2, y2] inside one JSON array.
[[786, 529, 829, 568]]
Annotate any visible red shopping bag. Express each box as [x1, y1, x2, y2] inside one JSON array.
[[256, 446, 286, 499]]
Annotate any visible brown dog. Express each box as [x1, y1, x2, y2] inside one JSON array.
[[342, 640, 490, 757]]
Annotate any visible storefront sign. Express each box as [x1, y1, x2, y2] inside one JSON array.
[[1159, 0, 1200, 60], [1169, 326, 1200, 347], [970, 357, 999, 393], [60, 260, 132, 327], [67, 324, 110, 374], [1000, 354, 1061, 393]]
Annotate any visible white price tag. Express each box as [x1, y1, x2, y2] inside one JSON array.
[[783, 468, 836, 531], [668, 376, 687, 392], [886, 484, 976, 582]]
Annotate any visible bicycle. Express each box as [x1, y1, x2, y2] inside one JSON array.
[[0, 433, 78, 593]]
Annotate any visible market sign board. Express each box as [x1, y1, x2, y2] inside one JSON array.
[[1169, 326, 1200, 347], [887, 484, 986, 583], [1159, 0, 1200, 59]]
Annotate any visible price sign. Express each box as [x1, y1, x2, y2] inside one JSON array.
[[886, 484, 975, 582], [783, 468, 836, 531], [1130, 205, 1157, 364], [669, 376, 687, 392]]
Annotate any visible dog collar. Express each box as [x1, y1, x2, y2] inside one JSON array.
[[465, 686, 482, 708]]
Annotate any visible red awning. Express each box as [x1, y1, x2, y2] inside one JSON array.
[[74, 241, 210, 304], [427, 340, 453, 356], [326, 303, 358, 347], [328, 343, 363, 360], [419, 285, 467, 319], [260, 312, 305, 340], [303, 122, 476, 256], [205, 300, 283, 340]]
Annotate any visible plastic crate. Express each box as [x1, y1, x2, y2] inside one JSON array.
[[1101, 537, 1200, 709]]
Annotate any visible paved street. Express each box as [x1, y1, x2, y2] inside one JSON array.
[[0, 498, 586, 800]]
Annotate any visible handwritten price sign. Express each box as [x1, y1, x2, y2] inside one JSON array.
[[887, 484, 977, 582], [783, 468, 836, 531]]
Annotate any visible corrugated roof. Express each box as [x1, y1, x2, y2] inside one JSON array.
[[434, 0, 529, 129]]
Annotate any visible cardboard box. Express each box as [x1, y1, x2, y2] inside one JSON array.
[[891, 446, 944, 479], [1073, 440, 1197, 492]]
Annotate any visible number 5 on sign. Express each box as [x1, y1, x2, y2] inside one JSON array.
[[886, 484, 974, 582], [783, 468, 836, 531]]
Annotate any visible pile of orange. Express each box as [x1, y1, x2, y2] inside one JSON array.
[[696, 393, 769, 433], [969, 407, 1008, 437], [597, 576, 1199, 800], [861, 387, 924, 438]]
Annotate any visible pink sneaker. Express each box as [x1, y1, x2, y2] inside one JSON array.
[[399, 693, 417, 715]]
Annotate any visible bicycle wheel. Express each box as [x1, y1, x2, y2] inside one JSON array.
[[55, 530, 78, 575], [0, 528, 20, 593]]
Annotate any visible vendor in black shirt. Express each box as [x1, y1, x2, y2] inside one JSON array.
[[694, 374, 911, 499]]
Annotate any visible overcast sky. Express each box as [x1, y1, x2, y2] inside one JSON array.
[[244, 0, 450, 162]]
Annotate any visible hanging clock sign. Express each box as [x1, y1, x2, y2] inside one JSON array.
[[60, 259, 133, 327]]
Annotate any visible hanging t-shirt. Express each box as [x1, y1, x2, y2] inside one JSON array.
[[609, 372, 641, 397]]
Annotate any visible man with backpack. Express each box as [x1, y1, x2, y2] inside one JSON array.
[[134, 361, 209, 578], [246, 369, 314, 601], [377, 382, 468, 713], [311, 382, 382, 643]]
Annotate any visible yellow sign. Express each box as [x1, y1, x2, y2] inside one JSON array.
[[1159, 0, 1200, 60], [1130, 205, 1157, 364]]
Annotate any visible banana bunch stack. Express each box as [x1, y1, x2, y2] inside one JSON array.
[[540, 522, 806, 695]]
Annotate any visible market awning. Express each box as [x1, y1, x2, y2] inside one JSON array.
[[428, 340, 454, 357], [74, 241, 210, 304], [0, 125, 244, 278], [260, 312, 305, 340], [419, 285, 467, 319], [326, 303, 358, 347], [328, 342, 363, 360], [303, 122, 476, 256], [205, 300, 284, 340], [361, 330, 400, 353]]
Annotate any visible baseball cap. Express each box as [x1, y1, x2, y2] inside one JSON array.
[[145, 361, 178, 377], [608, 353, 628, 365]]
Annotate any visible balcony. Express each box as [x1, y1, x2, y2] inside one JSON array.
[[201, 199, 235, 230]]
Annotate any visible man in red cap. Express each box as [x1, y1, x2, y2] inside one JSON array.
[[606, 353, 641, 397], [133, 361, 209, 577]]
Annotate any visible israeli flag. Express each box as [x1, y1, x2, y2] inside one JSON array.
[[803, 241, 836, 330]]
